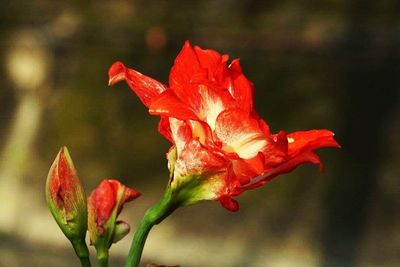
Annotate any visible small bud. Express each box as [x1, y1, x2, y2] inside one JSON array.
[[112, 221, 130, 243], [45, 147, 87, 242], [88, 179, 140, 252]]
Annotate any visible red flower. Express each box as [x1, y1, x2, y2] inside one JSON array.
[[88, 179, 140, 250], [108, 41, 339, 212]]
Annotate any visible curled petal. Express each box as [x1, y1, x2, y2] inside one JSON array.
[[108, 61, 167, 107], [218, 195, 239, 212], [287, 129, 340, 157]]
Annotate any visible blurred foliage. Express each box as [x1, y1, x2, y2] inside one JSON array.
[[0, 1, 399, 267]]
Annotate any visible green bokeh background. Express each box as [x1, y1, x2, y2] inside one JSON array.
[[0, 1, 399, 267]]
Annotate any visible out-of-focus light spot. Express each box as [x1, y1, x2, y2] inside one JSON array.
[[6, 31, 50, 91], [52, 10, 80, 39], [146, 26, 168, 52], [303, 23, 326, 47], [303, 16, 344, 47]]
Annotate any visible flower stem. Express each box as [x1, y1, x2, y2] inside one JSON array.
[[97, 255, 109, 267], [125, 189, 177, 267], [79, 256, 92, 267], [72, 239, 92, 267]]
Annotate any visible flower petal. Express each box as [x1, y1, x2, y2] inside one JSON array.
[[231, 152, 266, 185], [149, 90, 198, 120], [171, 140, 230, 205], [158, 116, 173, 143], [215, 109, 268, 159], [227, 59, 254, 113], [169, 41, 205, 103], [243, 151, 323, 190], [193, 45, 230, 84], [287, 129, 340, 157], [218, 195, 239, 212], [88, 180, 117, 227], [195, 84, 236, 130], [108, 61, 167, 107], [169, 118, 192, 153]]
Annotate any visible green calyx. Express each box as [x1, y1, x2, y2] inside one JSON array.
[[169, 173, 223, 207], [167, 146, 225, 207]]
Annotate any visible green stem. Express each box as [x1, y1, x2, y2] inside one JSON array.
[[79, 256, 92, 267], [72, 239, 92, 267], [125, 189, 177, 267], [97, 253, 109, 267]]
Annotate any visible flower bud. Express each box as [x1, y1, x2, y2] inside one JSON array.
[[88, 179, 140, 253], [112, 221, 130, 243], [45, 147, 87, 242]]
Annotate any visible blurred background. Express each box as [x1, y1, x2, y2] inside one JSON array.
[[0, 1, 399, 266]]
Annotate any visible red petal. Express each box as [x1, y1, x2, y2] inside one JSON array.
[[88, 180, 117, 225], [187, 119, 215, 147], [215, 109, 268, 159], [287, 129, 340, 157], [194, 84, 236, 129], [108, 61, 167, 107], [243, 151, 322, 191], [263, 131, 288, 167], [158, 116, 173, 143], [122, 186, 141, 203], [193, 45, 230, 83], [169, 41, 204, 103], [194, 45, 222, 72], [227, 59, 254, 113], [149, 90, 198, 120], [49, 147, 83, 213], [231, 152, 265, 185], [219, 195, 239, 212], [88, 179, 140, 226], [169, 118, 193, 153], [175, 139, 228, 177]]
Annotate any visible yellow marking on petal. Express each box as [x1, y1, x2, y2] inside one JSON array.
[[188, 120, 206, 145], [198, 85, 225, 130], [223, 132, 267, 159]]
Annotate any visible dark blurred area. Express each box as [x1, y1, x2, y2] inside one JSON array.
[[0, 1, 399, 267]]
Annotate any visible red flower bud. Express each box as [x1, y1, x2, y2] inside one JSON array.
[[88, 179, 140, 252], [45, 147, 87, 241]]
